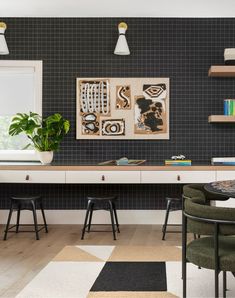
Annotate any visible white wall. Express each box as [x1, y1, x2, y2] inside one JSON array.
[[0, 210, 182, 225], [1, 0, 235, 17]]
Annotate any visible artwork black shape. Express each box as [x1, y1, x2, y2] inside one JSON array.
[[134, 84, 167, 134]]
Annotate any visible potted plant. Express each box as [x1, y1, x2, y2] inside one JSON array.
[[9, 112, 70, 164]]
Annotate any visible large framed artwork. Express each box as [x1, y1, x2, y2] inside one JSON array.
[[76, 78, 170, 139]]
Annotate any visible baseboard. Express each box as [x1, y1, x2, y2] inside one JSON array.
[[0, 210, 182, 225]]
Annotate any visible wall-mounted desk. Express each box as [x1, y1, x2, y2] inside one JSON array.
[[0, 164, 235, 184]]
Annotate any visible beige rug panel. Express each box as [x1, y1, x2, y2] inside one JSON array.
[[53, 246, 102, 262], [108, 246, 181, 261], [87, 291, 178, 298]]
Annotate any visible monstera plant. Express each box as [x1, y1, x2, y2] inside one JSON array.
[[9, 112, 70, 164]]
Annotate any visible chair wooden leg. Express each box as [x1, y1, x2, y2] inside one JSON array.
[[4, 201, 13, 241], [81, 200, 91, 240], [162, 199, 171, 240], [31, 200, 40, 240]]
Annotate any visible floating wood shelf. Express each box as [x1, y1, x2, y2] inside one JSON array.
[[208, 115, 235, 123], [209, 66, 235, 77]]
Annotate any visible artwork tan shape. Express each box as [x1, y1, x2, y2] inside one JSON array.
[[134, 84, 167, 135], [81, 112, 100, 135], [102, 119, 125, 136], [116, 85, 131, 109], [76, 78, 169, 139], [79, 79, 110, 116]]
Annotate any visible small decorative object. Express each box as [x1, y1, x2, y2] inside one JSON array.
[[98, 158, 146, 166], [114, 22, 130, 56], [0, 22, 9, 55], [171, 155, 186, 160], [224, 48, 235, 65], [9, 112, 70, 164], [116, 157, 129, 165]]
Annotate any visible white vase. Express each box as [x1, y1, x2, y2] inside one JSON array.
[[37, 151, 54, 165]]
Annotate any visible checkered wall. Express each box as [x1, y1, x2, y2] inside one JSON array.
[[0, 18, 234, 210]]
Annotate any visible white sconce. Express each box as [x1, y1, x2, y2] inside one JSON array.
[[0, 22, 9, 55], [114, 22, 130, 56]]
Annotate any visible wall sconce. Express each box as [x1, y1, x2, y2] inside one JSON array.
[[0, 22, 9, 55], [114, 22, 130, 56]]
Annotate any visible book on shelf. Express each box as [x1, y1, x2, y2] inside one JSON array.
[[165, 160, 192, 166], [224, 99, 235, 116], [212, 162, 235, 165], [211, 157, 235, 165]]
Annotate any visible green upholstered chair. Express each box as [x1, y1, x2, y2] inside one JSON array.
[[182, 196, 235, 298]]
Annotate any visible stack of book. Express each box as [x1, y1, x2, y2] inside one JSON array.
[[165, 160, 192, 166], [211, 157, 235, 166], [224, 99, 235, 115]]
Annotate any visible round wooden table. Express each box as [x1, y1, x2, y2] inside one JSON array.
[[204, 180, 235, 198]]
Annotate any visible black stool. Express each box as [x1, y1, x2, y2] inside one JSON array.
[[162, 197, 182, 240], [81, 196, 120, 240], [4, 195, 48, 241]]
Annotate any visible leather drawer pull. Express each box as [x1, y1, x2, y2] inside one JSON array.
[[25, 175, 30, 181], [177, 175, 181, 181], [101, 175, 105, 181]]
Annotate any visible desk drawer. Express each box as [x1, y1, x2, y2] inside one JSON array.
[[216, 171, 235, 181], [141, 171, 216, 184], [0, 171, 65, 183], [66, 171, 141, 184]]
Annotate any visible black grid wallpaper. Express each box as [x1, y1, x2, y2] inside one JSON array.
[[0, 18, 235, 210]]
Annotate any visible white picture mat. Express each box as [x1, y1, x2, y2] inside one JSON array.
[[76, 77, 170, 140]]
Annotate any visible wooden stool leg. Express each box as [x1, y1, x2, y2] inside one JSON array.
[[87, 203, 94, 233], [4, 201, 13, 241], [112, 202, 120, 233], [162, 199, 172, 240], [40, 202, 48, 233], [16, 203, 21, 233], [81, 200, 92, 240], [31, 200, 40, 240], [109, 200, 116, 240]]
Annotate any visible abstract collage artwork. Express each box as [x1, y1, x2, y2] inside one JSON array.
[[76, 78, 170, 139]]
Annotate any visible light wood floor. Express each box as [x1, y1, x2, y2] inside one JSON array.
[[0, 224, 182, 298]]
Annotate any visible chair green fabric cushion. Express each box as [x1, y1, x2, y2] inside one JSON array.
[[185, 197, 235, 235], [183, 184, 228, 202], [187, 236, 235, 272]]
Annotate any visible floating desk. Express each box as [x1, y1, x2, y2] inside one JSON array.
[[0, 163, 235, 184]]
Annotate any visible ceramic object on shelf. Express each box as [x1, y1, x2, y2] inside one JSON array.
[[37, 151, 54, 165]]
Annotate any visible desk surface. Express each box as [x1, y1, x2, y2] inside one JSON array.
[[0, 161, 235, 171]]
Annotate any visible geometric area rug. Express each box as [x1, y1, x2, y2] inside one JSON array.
[[16, 245, 235, 298]]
